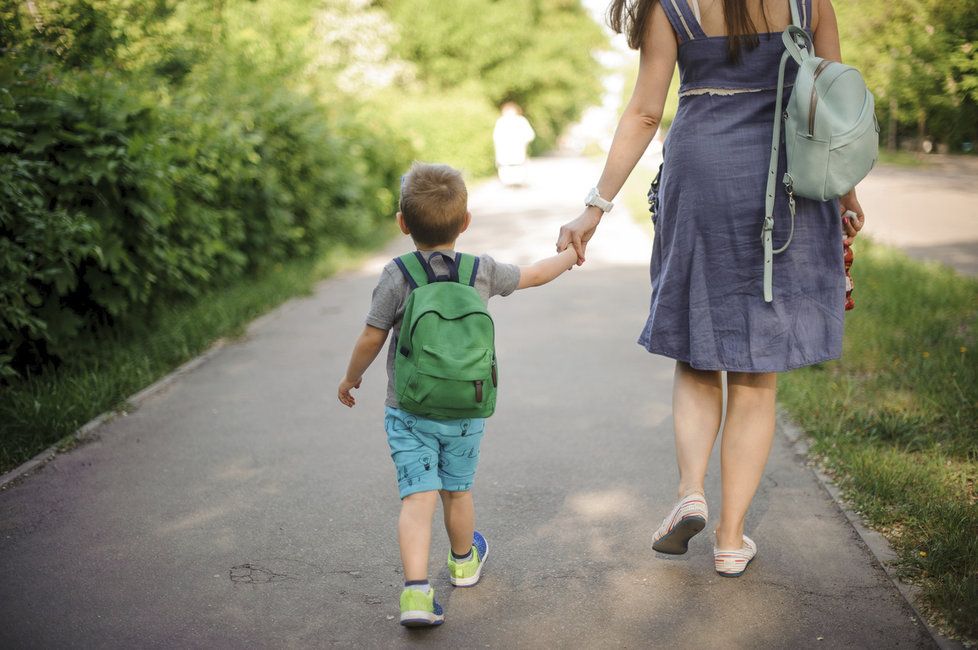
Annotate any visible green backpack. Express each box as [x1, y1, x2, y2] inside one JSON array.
[[393, 252, 497, 420]]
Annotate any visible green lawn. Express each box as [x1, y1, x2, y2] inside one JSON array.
[[779, 240, 977, 641], [0, 240, 387, 474]]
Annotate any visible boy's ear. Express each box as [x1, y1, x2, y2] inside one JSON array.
[[459, 211, 472, 235], [396, 211, 411, 235]]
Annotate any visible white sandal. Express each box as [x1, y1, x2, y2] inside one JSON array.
[[714, 535, 757, 577], [652, 493, 708, 555]]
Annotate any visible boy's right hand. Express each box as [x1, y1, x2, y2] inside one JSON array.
[[337, 377, 362, 408]]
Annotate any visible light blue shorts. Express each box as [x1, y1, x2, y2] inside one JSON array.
[[384, 406, 486, 499]]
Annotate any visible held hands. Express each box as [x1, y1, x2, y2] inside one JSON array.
[[840, 188, 865, 245], [337, 376, 362, 408], [556, 206, 603, 265]]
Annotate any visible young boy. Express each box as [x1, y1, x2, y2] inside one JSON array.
[[337, 162, 577, 627]]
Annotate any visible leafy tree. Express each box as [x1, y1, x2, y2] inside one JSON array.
[[836, 0, 978, 150], [0, 0, 409, 377], [379, 0, 606, 151]]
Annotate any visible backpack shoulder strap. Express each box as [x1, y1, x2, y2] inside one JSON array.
[[393, 253, 430, 290], [456, 253, 479, 287], [790, 0, 811, 30]]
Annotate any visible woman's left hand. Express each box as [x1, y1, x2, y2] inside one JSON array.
[[557, 207, 603, 266], [840, 188, 865, 245]]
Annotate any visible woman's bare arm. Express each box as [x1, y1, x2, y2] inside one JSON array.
[[556, 2, 677, 264], [813, 0, 866, 241], [812, 0, 842, 62]]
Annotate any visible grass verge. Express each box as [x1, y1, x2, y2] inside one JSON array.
[[779, 239, 978, 642], [0, 239, 389, 475], [876, 150, 931, 167]]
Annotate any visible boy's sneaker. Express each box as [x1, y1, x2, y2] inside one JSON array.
[[448, 531, 488, 587], [399, 587, 445, 627]]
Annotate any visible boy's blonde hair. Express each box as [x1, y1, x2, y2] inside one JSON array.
[[399, 162, 468, 247]]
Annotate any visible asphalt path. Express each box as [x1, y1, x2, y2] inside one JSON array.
[[858, 157, 978, 277], [0, 157, 937, 648]]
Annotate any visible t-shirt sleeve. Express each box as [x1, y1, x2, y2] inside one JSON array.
[[479, 254, 520, 298], [365, 265, 402, 330]]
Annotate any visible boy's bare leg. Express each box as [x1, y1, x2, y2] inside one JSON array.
[[715, 371, 777, 550], [672, 361, 724, 498], [398, 490, 439, 581], [440, 490, 475, 556]]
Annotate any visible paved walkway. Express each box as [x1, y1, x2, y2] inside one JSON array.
[[0, 158, 937, 648], [858, 157, 978, 276]]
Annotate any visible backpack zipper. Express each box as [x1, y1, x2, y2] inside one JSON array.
[[474, 380, 483, 403], [407, 310, 493, 343], [809, 60, 833, 137]]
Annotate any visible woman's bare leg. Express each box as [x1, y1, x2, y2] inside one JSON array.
[[672, 361, 724, 498], [715, 371, 777, 549]]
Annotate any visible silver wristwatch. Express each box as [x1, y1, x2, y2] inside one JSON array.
[[585, 187, 614, 213]]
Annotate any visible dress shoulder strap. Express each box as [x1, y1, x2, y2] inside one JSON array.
[[660, 0, 707, 43]]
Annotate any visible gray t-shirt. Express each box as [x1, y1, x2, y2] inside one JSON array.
[[366, 250, 521, 408]]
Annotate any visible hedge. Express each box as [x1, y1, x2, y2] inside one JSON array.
[[0, 62, 411, 379]]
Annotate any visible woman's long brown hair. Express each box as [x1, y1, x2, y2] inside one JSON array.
[[607, 0, 769, 63]]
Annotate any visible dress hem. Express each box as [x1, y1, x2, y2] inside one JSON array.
[[637, 339, 841, 373]]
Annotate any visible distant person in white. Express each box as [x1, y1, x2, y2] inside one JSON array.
[[493, 102, 535, 186]]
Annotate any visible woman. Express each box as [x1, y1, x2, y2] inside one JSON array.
[[557, 0, 865, 576]]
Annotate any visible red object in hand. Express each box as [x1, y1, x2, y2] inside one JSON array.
[[843, 240, 855, 311]]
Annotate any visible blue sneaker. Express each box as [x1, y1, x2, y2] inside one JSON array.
[[399, 586, 445, 627], [447, 531, 488, 587]]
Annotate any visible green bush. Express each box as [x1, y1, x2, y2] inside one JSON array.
[[0, 60, 409, 378]]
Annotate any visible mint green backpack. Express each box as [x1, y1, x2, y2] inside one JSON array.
[[393, 252, 497, 420], [762, 1, 879, 302]]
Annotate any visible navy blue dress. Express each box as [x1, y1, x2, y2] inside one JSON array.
[[639, 0, 845, 372]]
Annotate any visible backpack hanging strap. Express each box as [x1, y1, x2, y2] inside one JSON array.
[[761, 6, 811, 303]]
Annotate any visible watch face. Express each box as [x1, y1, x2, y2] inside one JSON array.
[[586, 188, 610, 211]]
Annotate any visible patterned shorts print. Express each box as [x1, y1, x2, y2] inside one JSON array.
[[384, 407, 485, 499]]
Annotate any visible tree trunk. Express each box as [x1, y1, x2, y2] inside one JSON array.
[[888, 97, 898, 151], [917, 109, 927, 152]]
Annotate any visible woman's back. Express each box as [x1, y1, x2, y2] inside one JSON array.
[[692, 0, 800, 38]]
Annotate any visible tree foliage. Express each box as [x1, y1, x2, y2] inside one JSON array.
[[836, 0, 978, 149], [0, 0, 606, 379], [379, 0, 606, 160], [0, 0, 410, 378]]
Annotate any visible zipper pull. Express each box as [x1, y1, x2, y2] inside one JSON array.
[[474, 380, 484, 403], [491, 358, 498, 386]]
